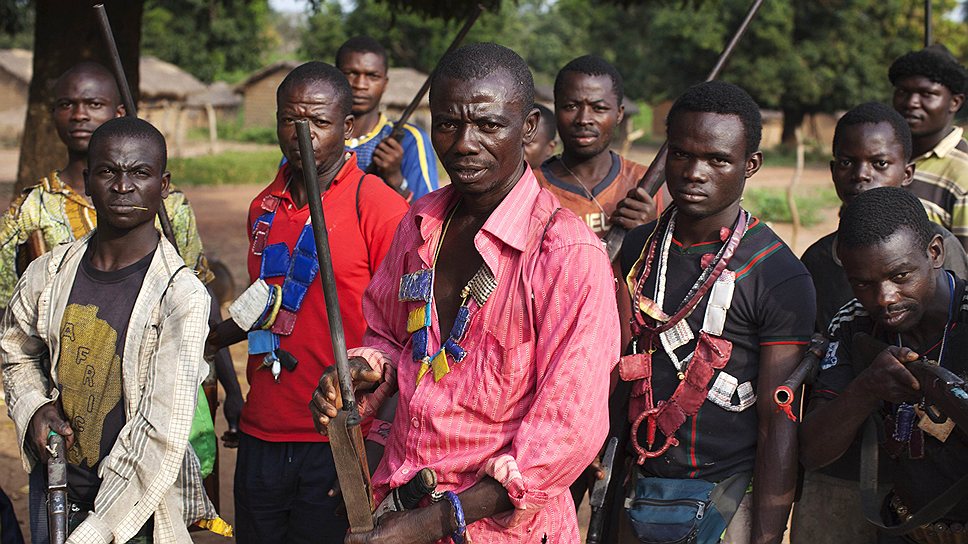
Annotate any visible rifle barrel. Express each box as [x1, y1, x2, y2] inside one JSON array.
[[602, 0, 765, 261], [295, 120, 360, 424], [94, 4, 180, 252], [774, 335, 828, 408], [47, 433, 68, 544]]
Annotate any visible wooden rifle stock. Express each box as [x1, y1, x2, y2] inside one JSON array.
[[93, 4, 179, 253], [602, 0, 766, 261], [365, 4, 485, 177], [295, 120, 374, 532], [773, 334, 828, 409]]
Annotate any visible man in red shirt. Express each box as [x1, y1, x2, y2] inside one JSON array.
[[208, 61, 407, 543]]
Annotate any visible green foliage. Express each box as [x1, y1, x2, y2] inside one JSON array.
[[743, 186, 839, 227], [0, 0, 31, 48], [142, 0, 272, 83], [168, 149, 281, 185]]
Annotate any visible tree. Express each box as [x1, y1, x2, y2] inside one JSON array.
[[141, 0, 271, 83], [15, 0, 142, 193]]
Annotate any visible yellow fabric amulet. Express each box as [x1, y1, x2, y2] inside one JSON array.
[[407, 306, 427, 333], [196, 517, 234, 537], [416, 358, 432, 384], [432, 350, 450, 382]]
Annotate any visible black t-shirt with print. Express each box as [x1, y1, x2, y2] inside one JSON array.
[[621, 214, 815, 482], [812, 277, 968, 521], [58, 243, 152, 504]]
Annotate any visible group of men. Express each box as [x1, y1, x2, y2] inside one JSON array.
[[0, 28, 965, 544]]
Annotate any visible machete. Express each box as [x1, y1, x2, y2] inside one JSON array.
[[295, 120, 374, 532], [602, 0, 766, 261]]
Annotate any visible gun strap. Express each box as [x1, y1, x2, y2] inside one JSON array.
[[860, 416, 968, 534]]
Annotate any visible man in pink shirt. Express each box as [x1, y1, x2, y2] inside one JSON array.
[[310, 43, 620, 542]]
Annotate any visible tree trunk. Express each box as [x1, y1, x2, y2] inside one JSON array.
[[780, 106, 805, 149], [14, 0, 143, 194]]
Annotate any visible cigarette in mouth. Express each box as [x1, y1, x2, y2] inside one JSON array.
[[131, 206, 148, 211]]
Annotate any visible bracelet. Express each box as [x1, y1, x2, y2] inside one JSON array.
[[260, 284, 284, 330], [442, 491, 466, 544]]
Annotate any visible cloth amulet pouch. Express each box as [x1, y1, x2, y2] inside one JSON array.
[[625, 471, 750, 544]]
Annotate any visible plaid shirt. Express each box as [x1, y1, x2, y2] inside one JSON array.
[[909, 126, 968, 247], [1, 233, 215, 543], [0, 171, 214, 310]]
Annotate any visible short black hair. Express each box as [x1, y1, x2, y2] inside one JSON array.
[[667, 81, 762, 155], [554, 55, 624, 104], [838, 186, 934, 251], [335, 35, 388, 72], [833, 102, 913, 161], [54, 61, 121, 105], [430, 43, 535, 118], [89, 117, 167, 170], [277, 61, 352, 117], [889, 45, 968, 96], [535, 103, 556, 141]]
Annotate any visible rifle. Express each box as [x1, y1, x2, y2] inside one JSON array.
[[602, 0, 766, 261], [365, 5, 484, 183], [773, 334, 828, 420], [47, 432, 68, 544], [295, 120, 374, 532], [853, 332, 968, 433], [586, 436, 619, 544], [93, 4, 179, 252]]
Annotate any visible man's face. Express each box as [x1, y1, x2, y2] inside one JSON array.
[[85, 136, 169, 231], [554, 72, 623, 160], [665, 111, 760, 220], [338, 51, 388, 117], [524, 117, 556, 169], [840, 228, 944, 333], [831, 122, 914, 206], [277, 81, 353, 176], [893, 75, 965, 139], [52, 72, 124, 154], [430, 72, 538, 196]]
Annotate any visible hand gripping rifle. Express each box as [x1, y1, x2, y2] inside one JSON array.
[[586, 436, 619, 544], [296, 120, 375, 532], [47, 431, 68, 544], [773, 334, 828, 421], [93, 4, 179, 252], [365, 5, 485, 183], [602, 0, 766, 261]]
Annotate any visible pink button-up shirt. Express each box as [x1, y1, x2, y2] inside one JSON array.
[[352, 167, 620, 542]]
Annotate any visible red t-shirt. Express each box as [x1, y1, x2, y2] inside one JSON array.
[[241, 154, 408, 442]]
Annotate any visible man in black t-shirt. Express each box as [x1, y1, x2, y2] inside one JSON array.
[[1, 118, 217, 543], [801, 187, 968, 543], [794, 103, 968, 543], [618, 81, 814, 543]]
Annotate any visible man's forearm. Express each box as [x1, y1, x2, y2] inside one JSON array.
[[750, 418, 797, 544]]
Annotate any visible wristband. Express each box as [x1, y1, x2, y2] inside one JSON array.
[[442, 491, 466, 544]]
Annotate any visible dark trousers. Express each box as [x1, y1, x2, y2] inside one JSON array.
[[234, 433, 348, 544]]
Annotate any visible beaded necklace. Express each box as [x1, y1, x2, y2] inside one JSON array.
[[398, 202, 498, 385]]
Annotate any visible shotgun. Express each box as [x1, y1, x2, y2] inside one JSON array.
[[296, 120, 374, 532], [365, 5, 485, 183], [602, 0, 766, 261], [93, 4, 179, 252], [773, 334, 828, 418], [47, 431, 68, 544]]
